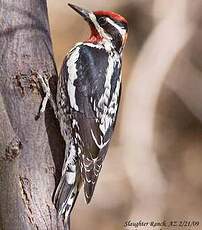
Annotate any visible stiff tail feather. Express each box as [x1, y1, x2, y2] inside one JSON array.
[[64, 190, 79, 230], [53, 171, 79, 229]]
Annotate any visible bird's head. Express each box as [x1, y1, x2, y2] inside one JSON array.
[[68, 3, 128, 53]]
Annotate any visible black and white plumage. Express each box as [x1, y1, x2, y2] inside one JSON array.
[[53, 3, 128, 228]]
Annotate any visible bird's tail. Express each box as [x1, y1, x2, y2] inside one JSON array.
[[53, 168, 79, 229]]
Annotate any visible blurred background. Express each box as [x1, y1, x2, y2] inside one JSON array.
[[47, 0, 202, 229]]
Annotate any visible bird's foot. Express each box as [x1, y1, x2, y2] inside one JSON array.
[[35, 72, 57, 120]]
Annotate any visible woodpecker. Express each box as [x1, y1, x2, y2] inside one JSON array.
[[37, 3, 128, 229]]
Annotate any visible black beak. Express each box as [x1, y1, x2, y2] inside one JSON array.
[[68, 3, 91, 21]]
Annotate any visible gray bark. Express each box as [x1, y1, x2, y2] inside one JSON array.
[[0, 0, 65, 229]]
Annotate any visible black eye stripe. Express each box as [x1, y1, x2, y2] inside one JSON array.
[[95, 14, 127, 52], [96, 15, 128, 31], [98, 17, 107, 26], [101, 22, 117, 34]]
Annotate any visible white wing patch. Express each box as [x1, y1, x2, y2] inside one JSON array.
[[67, 46, 80, 111], [65, 171, 76, 185], [95, 53, 121, 135], [62, 141, 77, 175], [99, 80, 121, 135]]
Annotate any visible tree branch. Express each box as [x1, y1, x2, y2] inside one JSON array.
[[0, 0, 64, 229]]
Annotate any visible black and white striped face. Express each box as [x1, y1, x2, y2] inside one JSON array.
[[93, 12, 128, 52], [68, 4, 128, 53]]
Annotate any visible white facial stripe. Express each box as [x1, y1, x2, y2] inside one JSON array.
[[89, 13, 112, 40], [106, 17, 126, 37]]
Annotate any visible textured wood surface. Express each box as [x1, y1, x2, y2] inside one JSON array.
[[0, 0, 65, 229]]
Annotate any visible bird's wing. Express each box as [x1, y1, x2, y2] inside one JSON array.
[[60, 43, 122, 203]]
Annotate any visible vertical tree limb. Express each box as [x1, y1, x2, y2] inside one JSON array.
[[0, 0, 64, 229]]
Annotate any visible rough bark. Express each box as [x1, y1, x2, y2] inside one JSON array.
[[0, 0, 65, 229]]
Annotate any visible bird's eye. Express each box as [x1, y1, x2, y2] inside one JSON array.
[[98, 17, 107, 26]]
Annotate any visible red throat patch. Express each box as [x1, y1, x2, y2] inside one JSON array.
[[87, 24, 103, 43], [86, 11, 127, 44]]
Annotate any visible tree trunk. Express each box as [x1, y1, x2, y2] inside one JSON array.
[[0, 0, 65, 229]]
